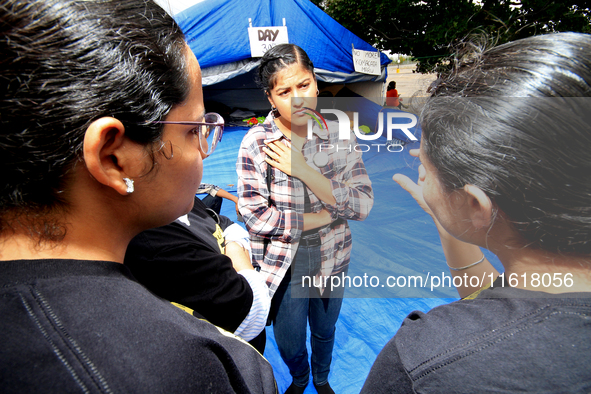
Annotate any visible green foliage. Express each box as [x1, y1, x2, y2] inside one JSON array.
[[243, 116, 266, 126], [322, 0, 591, 73]]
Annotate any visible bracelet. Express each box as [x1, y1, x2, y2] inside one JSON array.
[[446, 254, 486, 271]]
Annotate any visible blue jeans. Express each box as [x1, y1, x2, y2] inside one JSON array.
[[273, 244, 345, 387]]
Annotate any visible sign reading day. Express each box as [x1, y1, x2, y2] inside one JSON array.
[[248, 26, 289, 57], [352, 48, 381, 76]]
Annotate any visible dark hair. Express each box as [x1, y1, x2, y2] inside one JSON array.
[[421, 32, 591, 255], [387, 81, 396, 90], [0, 0, 189, 239], [257, 44, 315, 94]]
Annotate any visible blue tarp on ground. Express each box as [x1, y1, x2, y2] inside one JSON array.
[[204, 125, 504, 393], [175, 0, 390, 76]]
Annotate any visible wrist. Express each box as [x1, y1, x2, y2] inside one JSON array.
[[294, 162, 314, 180], [446, 254, 486, 271], [318, 210, 332, 225]]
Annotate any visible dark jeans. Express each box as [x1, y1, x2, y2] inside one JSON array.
[[272, 244, 345, 387]]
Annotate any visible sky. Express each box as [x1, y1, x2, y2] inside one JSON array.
[[154, 0, 203, 15]]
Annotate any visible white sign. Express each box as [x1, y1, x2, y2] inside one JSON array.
[[248, 26, 289, 57], [352, 48, 381, 76]]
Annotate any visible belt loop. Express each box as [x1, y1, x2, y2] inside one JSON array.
[[300, 232, 321, 248]]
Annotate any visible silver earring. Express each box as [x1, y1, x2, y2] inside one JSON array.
[[123, 178, 134, 194], [317, 89, 319, 95]]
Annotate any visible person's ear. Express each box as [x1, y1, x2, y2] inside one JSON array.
[[83, 117, 140, 196], [463, 184, 493, 229], [267, 91, 276, 109]]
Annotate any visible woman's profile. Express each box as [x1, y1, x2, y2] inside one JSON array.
[[0, 0, 275, 392], [362, 32, 591, 393]]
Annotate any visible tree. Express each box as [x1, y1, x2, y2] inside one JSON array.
[[322, 0, 591, 73]]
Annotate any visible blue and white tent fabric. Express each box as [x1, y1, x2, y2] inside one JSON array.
[[175, 0, 391, 85], [172, 0, 391, 111]]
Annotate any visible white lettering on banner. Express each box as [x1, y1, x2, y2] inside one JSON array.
[[248, 26, 289, 57], [352, 49, 381, 76], [308, 109, 418, 142]]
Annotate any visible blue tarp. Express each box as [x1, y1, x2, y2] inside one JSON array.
[[176, 0, 390, 75], [204, 125, 504, 393]]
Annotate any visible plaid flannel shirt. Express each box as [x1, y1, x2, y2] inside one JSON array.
[[196, 183, 220, 197], [237, 111, 373, 296]]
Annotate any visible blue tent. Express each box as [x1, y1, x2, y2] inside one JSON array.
[[175, 0, 391, 110], [176, 0, 390, 81]]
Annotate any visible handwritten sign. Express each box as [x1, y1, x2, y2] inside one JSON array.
[[352, 48, 381, 76], [248, 26, 289, 57]]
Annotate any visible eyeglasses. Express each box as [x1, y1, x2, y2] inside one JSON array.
[[149, 112, 224, 157]]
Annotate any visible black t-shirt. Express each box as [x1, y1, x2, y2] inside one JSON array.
[[125, 197, 253, 333], [0, 258, 276, 393], [361, 277, 591, 393]]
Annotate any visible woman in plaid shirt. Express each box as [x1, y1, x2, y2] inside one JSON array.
[[237, 44, 374, 394]]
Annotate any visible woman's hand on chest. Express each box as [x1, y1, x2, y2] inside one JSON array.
[[263, 137, 310, 179]]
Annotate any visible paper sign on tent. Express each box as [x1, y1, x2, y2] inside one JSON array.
[[352, 48, 381, 76], [248, 26, 289, 57]]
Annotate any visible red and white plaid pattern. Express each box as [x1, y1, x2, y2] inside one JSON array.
[[237, 111, 374, 296]]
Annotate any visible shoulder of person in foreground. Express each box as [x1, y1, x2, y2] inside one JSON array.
[[362, 284, 591, 393], [0, 259, 277, 393], [124, 202, 254, 334], [126, 198, 269, 341]]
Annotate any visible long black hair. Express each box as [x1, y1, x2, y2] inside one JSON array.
[[421, 32, 591, 255], [0, 0, 189, 239]]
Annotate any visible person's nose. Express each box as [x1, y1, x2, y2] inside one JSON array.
[[292, 91, 304, 108]]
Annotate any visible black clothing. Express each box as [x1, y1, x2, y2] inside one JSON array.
[[0, 258, 276, 393], [361, 277, 591, 393], [125, 197, 253, 333]]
